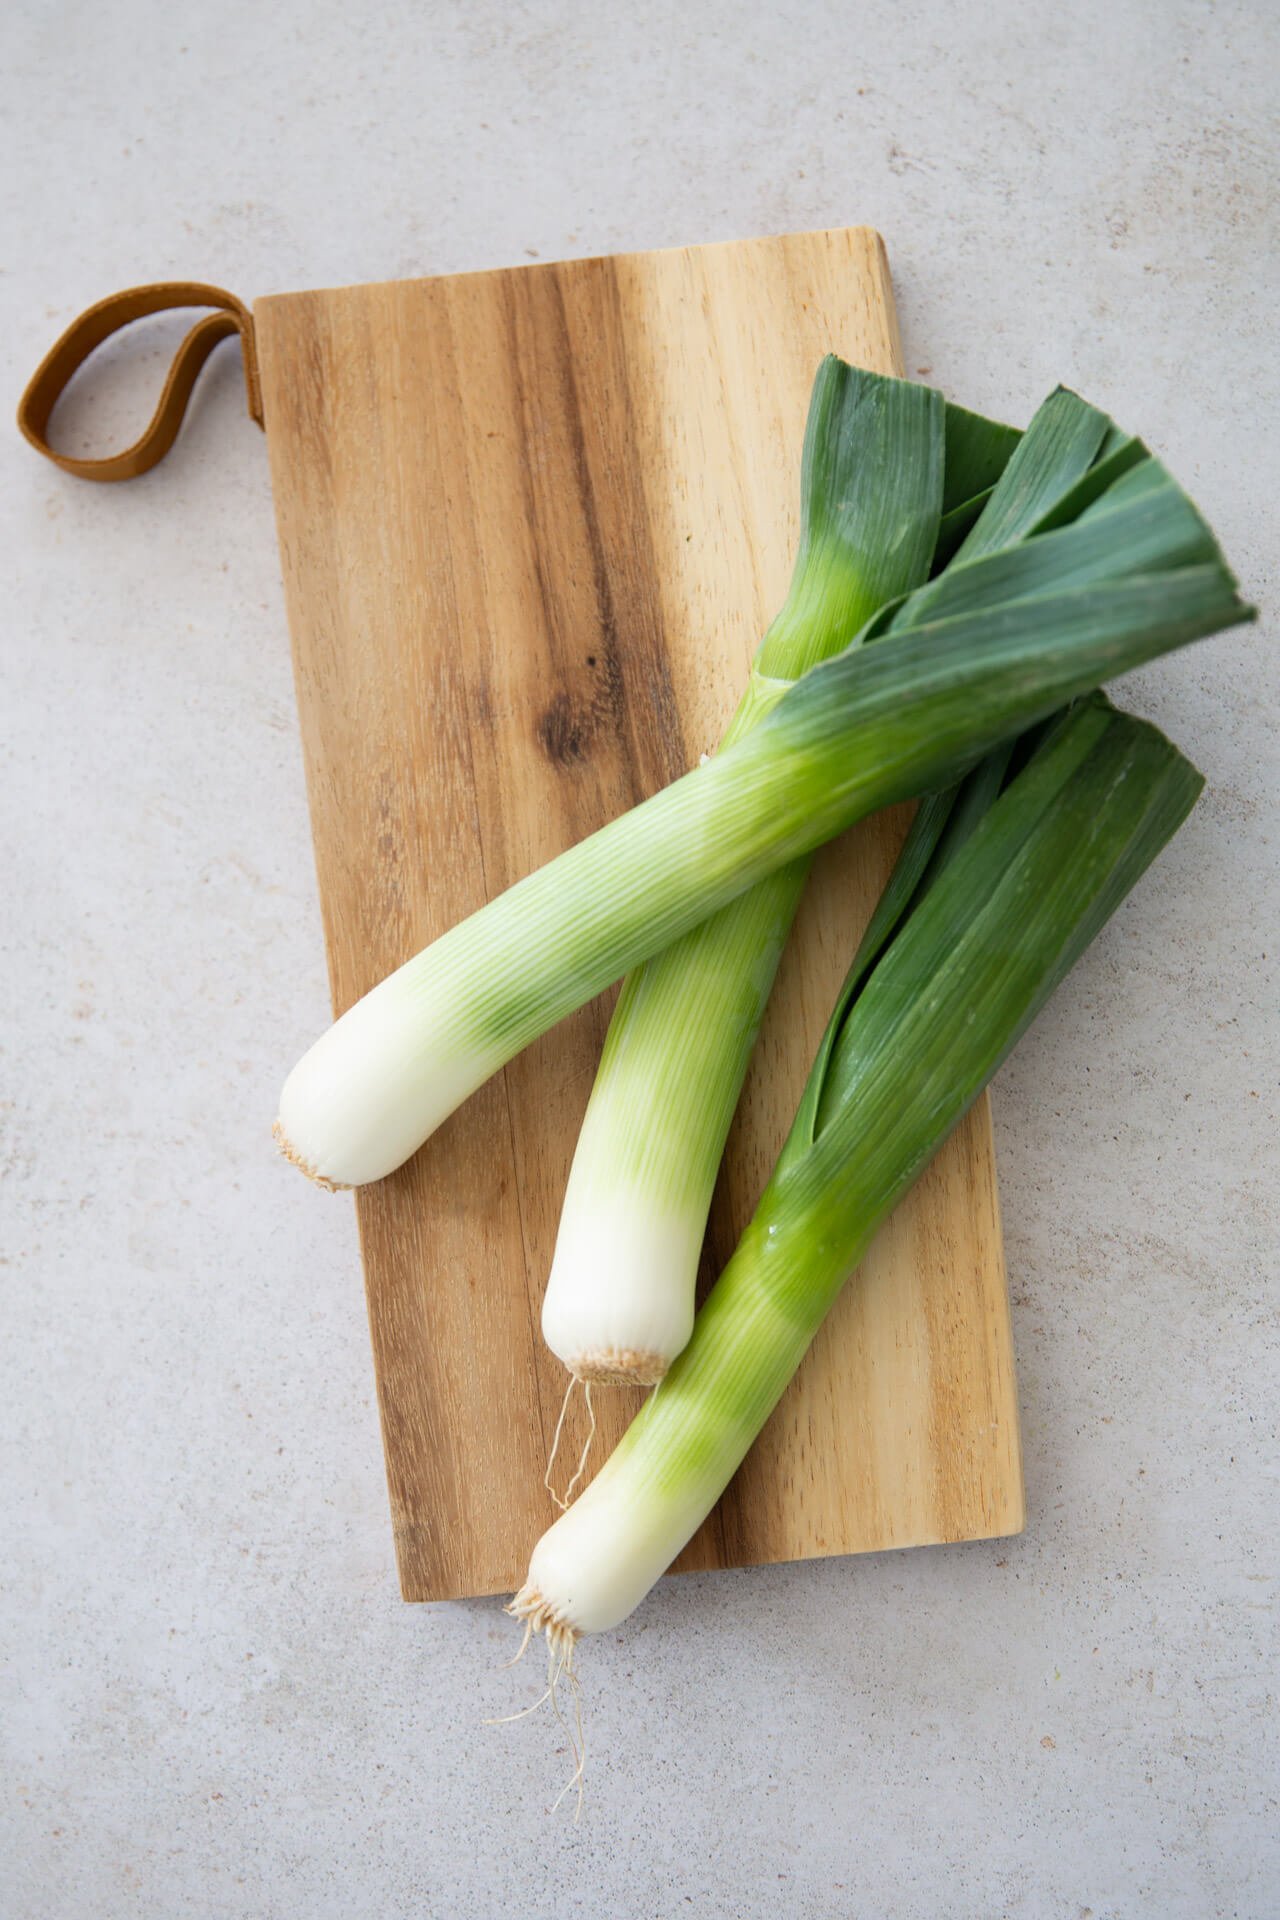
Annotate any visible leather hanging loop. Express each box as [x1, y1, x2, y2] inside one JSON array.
[[16, 282, 263, 482]]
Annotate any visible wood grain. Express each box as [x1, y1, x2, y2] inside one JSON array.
[[255, 227, 1024, 1602]]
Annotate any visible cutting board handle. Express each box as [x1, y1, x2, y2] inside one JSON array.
[[17, 281, 263, 481]]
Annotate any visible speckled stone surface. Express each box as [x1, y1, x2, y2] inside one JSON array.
[[3, 3, 1276, 1914]]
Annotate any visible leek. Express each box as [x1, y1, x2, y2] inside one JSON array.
[[513, 693, 1206, 1653], [543, 359, 974, 1381], [276, 383, 1250, 1191], [542, 378, 1142, 1383]]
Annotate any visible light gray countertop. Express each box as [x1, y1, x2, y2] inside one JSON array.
[[3, 3, 1276, 1915]]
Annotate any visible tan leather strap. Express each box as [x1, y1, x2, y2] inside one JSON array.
[[17, 282, 263, 481]]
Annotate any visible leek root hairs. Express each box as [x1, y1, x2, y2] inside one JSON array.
[[493, 1591, 586, 1820], [506, 1583, 579, 1674], [542, 1379, 598, 1512]]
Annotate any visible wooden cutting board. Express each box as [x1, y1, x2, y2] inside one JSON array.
[[256, 226, 1024, 1602]]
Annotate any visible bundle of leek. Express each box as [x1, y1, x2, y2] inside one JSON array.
[[513, 692, 1206, 1654], [275, 368, 1248, 1198]]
